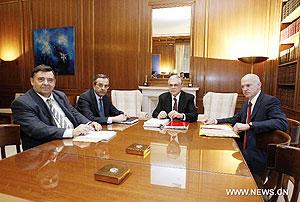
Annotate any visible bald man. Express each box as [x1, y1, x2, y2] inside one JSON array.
[[204, 74, 288, 178], [152, 75, 197, 122]]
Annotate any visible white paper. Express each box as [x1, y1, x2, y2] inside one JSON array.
[[199, 124, 239, 138], [73, 131, 117, 143], [143, 118, 170, 128]]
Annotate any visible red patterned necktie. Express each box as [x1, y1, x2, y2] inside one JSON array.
[[173, 97, 178, 111], [243, 101, 252, 149]]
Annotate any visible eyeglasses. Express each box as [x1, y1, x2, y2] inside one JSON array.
[[37, 77, 55, 83]]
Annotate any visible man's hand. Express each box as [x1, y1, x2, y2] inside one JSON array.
[[89, 122, 102, 131], [158, 111, 167, 119], [168, 110, 183, 120], [112, 114, 127, 123], [204, 118, 217, 124], [233, 123, 250, 133], [72, 124, 94, 137]]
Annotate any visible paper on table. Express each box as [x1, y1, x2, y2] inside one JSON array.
[[73, 131, 117, 143], [199, 124, 239, 138], [143, 118, 170, 128]]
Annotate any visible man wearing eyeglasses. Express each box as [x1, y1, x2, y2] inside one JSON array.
[[152, 75, 197, 122], [11, 65, 102, 150], [76, 74, 127, 124]]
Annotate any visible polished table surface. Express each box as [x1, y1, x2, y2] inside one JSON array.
[[0, 121, 263, 201], [36, 122, 250, 176]]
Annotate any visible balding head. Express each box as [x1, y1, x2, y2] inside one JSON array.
[[241, 74, 261, 100]]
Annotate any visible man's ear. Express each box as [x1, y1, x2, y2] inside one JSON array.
[[30, 77, 34, 86]]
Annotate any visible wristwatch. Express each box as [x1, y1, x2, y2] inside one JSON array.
[[249, 122, 253, 128]]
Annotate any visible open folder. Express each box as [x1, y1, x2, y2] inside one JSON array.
[[73, 131, 117, 143], [199, 124, 239, 138]]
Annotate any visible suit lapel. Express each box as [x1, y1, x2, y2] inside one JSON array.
[[178, 91, 185, 112], [102, 95, 109, 116], [166, 93, 172, 112], [250, 92, 263, 121], [90, 89, 100, 115], [29, 89, 56, 125], [53, 92, 76, 125]]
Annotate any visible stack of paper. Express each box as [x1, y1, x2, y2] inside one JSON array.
[[143, 118, 170, 128], [73, 131, 117, 143], [199, 124, 239, 138]]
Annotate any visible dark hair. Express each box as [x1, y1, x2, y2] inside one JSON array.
[[93, 74, 109, 84], [31, 64, 55, 77]]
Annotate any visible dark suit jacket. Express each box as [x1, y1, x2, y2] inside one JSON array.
[[217, 92, 288, 176], [11, 89, 90, 150], [152, 91, 197, 122], [76, 89, 123, 124]]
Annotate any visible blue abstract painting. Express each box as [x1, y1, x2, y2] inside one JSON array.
[[33, 26, 75, 75]]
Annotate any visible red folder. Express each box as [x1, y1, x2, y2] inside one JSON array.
[[164, 121, 189, 130]]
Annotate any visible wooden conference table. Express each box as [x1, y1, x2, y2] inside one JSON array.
[[0, 122, 263, 201]]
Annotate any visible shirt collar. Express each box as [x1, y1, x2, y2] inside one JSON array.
[[249, 90, 261, 106], [36, 92, 54, 103], [173, 92, 181, 100], [94, 90, 102, 100]]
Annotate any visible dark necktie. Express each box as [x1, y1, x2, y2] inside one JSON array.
[[173, 97, 178, 111], [243, 101, 252, 149], [99, 97, 105, 117]]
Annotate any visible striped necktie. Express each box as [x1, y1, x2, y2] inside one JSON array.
[[46, 98, 72, 129]]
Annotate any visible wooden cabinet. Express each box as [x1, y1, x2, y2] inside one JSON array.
[[277, 0, 300, 119]]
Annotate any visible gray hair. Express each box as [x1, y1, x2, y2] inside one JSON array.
[[241, 74, 261, 84], [168, 75, 182, 84]]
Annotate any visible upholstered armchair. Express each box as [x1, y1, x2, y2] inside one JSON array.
[[111, 90, 149, 120], [198, 92, 238, 121]]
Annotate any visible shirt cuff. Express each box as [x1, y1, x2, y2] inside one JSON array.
[[107, 117, 113, 124], [63, 129, 73, 138]]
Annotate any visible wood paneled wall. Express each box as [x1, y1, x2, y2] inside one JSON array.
[[0, 0, 288, 117]]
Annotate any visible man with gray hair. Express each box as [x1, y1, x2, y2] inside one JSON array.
[[204, 74, 288, 178], [152, 75, 197, 122]]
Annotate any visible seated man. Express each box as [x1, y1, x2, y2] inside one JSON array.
[[76, 74, 127, 124], [152, 75, 197, 122], [204, 74, 288, 177], [11, 65, 102, 150]]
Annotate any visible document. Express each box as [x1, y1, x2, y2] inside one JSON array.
[[73, 131, 117, 143], [143, 118, 170, 128], [199, 124, 239, 138]]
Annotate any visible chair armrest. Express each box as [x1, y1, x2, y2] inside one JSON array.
[[139, 112, 149, 120]]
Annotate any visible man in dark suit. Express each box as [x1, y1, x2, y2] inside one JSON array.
[[11, 65, 102, 150], [76, 74, 127, 124], [204, 74, 288, 177], [152, 75, 197, 122]]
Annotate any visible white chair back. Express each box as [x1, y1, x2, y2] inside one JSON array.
[[111, 90, 144, 117], [201, 92, 238, 119]]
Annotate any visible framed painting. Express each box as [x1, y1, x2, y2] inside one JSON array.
[[33, 26, 75, 75]]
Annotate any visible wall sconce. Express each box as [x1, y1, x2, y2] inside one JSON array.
[[238, 56, 268, 73]]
